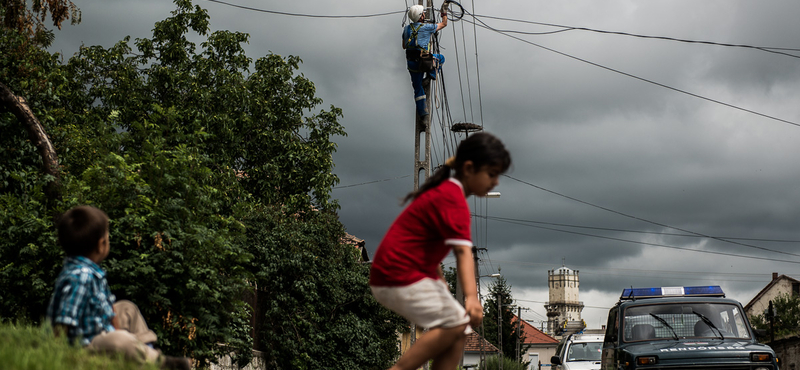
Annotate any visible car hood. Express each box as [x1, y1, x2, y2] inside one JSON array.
[[564, 360, 602, 370], [624, 340, 773, 366]]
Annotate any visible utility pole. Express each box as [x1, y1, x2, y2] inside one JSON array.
[[768, 300, 775, 343], [473, 247, 486, 370], [516, 306, 522, 362], [497, 292, 503, 370], [412, 3, 433, 369], [413, 0, 433, 190]]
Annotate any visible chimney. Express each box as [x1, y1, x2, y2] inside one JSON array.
[[772, 272, 779, 281]]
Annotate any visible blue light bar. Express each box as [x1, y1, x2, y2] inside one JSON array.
[[620, 286, 724, 300]]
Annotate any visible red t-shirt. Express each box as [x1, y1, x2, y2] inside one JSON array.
[[370, 179, 472, 287]]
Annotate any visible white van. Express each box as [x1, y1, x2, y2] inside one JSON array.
[[550, 333, 604, 370]]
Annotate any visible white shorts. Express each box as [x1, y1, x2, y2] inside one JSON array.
[[371, 278, 472, 333]]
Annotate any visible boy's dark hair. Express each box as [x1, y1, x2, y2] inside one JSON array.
[[404, 132, 512, 203], [57, 206, 109, 257]]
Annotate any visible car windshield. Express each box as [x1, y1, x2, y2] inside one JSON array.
[[566, 342, 602, 361], [622, 302, 751, 342]]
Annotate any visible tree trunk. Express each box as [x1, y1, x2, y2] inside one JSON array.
[[0, 81, 60, 200]]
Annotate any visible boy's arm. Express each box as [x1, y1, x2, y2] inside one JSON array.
[[111, 306, 120, 330], [452, 243, 482, 327]]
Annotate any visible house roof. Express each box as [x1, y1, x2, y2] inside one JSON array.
[[512, 314, 559, 344], [744, 274, 800, 312], [341, 233, 369, 262], [464, 331, 499, 353]]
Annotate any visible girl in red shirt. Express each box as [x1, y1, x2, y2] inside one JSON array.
[[371, 132, 512, 370]]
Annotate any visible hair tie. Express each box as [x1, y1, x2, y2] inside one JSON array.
[[444, 156, 456, 168]]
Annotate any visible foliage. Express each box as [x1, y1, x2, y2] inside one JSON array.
[[444, 265, 457, 295], [0, 322, 159, 370], [0, 15, 71, 322], [750, 292, 800, 340], [1, 0, 403, 368], [1, 0, 81, 46], [483, 275, 527, 360], [482, 355, 528, 370], [244, 205, 404, 370]]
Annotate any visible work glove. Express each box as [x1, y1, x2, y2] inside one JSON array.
[[440, 1, 449, 15]]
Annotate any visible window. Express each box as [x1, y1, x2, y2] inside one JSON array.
[[622, 302, 750, 342]]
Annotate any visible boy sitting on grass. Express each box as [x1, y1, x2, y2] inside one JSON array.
[[46, 205, 191, 370]]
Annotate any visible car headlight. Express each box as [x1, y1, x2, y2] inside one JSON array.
[[750, 352, 771, 362], [636, 356, 657, 366]]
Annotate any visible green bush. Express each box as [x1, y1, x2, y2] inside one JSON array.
[[482, 355, 528, 370], [0, 322, 160, 370]]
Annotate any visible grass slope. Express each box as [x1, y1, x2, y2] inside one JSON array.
[[0, 322, 160, 370]]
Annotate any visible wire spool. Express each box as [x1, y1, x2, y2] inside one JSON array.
[[444, 0, 465, 21]]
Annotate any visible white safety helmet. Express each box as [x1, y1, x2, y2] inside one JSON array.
[[408, 5, 424, 23]]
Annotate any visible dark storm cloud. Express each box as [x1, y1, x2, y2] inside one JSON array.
[[48, 0, 800, 329]]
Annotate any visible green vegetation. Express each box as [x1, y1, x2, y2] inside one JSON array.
[[750, 292, 800, 340], [482, 355, 528, 370], [483, 274, 527, 361], [443, 267, 528, 366], [0, 0, 404, 368], [0, 322, 159, 370]]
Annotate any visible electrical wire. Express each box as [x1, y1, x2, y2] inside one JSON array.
[[502, 174, 800, 258], [480, 215, 800, 244], [468, 0, 485, 127], [472, 14, 800, 59], [494, 260, 784, 281], [489, 216, 800, 265], [463, 16, 800, 128], [206, 0, 404, 18], [333, 174, 412, 189], [208, 0, 800, 60]]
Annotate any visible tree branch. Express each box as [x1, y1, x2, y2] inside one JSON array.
[[0, 81, 60, 199]]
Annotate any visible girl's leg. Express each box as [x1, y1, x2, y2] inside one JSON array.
[[389, 324, 468, 370], [431, 329, 468, 370]]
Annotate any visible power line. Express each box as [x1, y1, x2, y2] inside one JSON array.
[[208, 0, 800, 60], [502, 175, 800, 258], [472, 14, 800, 59], [468, 0, 485, 128], [465, 16, 800, 128], [476, 215, 800, 244], [333, 174, 411, 189], [492, 259, 771, 277], [516, 298, 611, 311], [205, 1, 799, 127], [206, 0, 404, 18], [492, 260, 780, 283], [490, 215, 800, 265]]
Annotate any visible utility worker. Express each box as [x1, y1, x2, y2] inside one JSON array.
[[403, 3, 448, 117]]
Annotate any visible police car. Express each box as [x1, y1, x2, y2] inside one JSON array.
[[552, 333, 604, 370], [600, 286, 779, 370]]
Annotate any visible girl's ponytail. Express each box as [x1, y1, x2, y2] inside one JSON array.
[[402, 132, 511, 203], [402, 162, 452, 204]]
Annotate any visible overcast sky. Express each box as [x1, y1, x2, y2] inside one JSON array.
[[49, 0, 800, 331]]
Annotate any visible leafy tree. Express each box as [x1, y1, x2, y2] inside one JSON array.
[[483, 275, 526, 361], [1, 0, 403, 368], [244, 205, 403, 370], [1, 0, 81, 46], [750, 292, 800, 340], [0, 12, 75, 323], [444, 265, 457, 295]]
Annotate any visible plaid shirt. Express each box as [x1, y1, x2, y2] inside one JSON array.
[[47, 256, 116, 346]]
